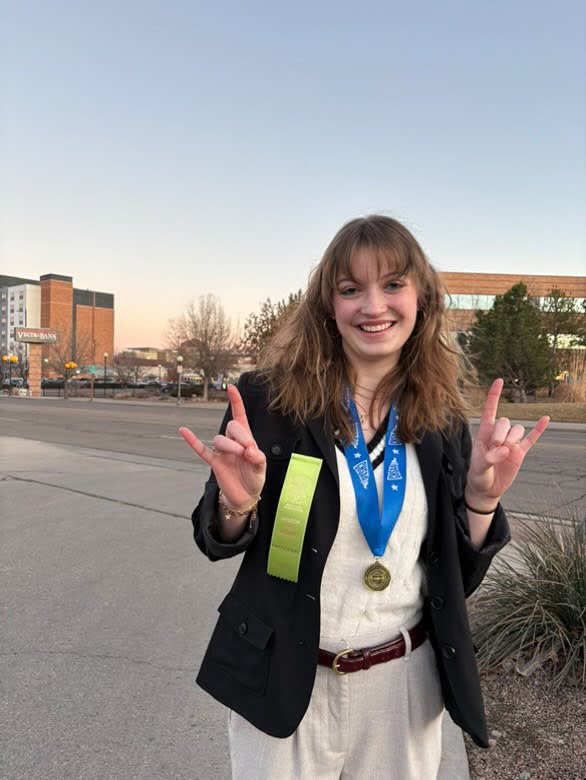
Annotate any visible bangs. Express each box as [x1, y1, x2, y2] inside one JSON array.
[[335, 242, 412, 282], [320, 221, 415, 307]]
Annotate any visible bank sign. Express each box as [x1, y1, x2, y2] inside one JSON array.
[[14, 327, 58, 344]]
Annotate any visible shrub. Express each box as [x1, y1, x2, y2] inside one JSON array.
[[168, 384, 203, 398], [470, 513, 586, 688]]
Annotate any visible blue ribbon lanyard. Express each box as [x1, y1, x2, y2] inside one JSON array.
[[342, 391, 406, 557]]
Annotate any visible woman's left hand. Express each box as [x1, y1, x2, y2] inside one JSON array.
[[465, 378, 550, 510]]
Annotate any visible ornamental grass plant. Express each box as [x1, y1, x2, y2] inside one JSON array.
[[470, 512, 586, 688]]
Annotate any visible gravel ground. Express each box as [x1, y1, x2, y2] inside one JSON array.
[[465, 670, 586, 779]]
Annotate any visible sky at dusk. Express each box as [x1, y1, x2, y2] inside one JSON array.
[[1, 0, 584, 351]]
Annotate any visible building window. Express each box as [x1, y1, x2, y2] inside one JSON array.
[[538, 295, 585, 308], [445, 294, 497, 310], [445, 293, 586, 311]]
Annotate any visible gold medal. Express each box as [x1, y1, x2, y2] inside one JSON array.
[[364, 561, 391, 591]]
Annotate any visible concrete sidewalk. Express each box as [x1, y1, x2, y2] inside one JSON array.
[[1, 437, 236, 779], [1, 437, 470, 779]]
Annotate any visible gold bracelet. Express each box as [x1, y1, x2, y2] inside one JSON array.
[[218, 490, 261, 521]]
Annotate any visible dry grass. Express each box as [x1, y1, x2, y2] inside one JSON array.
[[495, 402, 586, 423], [468, 400, 586, 423]]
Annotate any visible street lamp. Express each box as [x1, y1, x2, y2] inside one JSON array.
[[176, 355, 183, 406], [103, 352, 109, 398], [2, 354, 18, 392], [64, 361, 77, 399], [22, 354, 29, 389]]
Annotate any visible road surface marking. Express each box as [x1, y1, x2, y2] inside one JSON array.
[[160, 435, 214, 445]]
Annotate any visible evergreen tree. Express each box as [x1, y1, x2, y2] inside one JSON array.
[[468, 283, 553, 401], [241, 290, 302, 362]]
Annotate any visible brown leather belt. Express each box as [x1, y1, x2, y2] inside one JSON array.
[[318, 620, 427, 675]]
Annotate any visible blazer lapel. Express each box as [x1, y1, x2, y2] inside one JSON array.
[[306, 417, 339, 488], [416, 429, 443, 541]]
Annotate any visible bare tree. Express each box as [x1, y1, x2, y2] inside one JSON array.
[[167, 294, 236, 401], [46, 327, 94, 399], [540, 289, 585, 395], [112, 354, 138, 388]]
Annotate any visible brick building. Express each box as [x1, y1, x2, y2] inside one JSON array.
[[0, 273, 114, 374], [440, 272, 586, 334]]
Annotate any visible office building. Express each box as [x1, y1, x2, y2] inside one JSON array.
[[0, 273, 114, 372]]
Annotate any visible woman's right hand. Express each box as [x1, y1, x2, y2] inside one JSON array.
[[179, 384, 266, 511]]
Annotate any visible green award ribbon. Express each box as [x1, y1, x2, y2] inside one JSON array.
[[267, 453, 323, 583]]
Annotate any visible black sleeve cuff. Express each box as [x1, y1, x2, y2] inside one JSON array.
[[192, 478, 259, 561], [455, 502, 511, 596]]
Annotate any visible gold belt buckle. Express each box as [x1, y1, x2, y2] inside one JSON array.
[[332, 648, 353, 675]]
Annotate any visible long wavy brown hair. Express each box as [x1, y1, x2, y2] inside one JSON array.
[[258, 215, 469, 442]]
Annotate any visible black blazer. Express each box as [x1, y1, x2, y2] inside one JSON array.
[[192, 372, 510, 748]]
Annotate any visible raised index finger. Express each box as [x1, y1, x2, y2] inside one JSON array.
[[477, 378, 504, 442], [227, 384, 251, 434], [179, 426, 214, 466]]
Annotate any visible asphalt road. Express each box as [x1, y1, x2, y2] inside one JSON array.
[[0, 396, 224, 461], [1, 397, 584, 779], [2, 396, 584, 519]]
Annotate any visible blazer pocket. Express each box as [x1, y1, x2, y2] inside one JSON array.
[[210, 592, 274, 695]]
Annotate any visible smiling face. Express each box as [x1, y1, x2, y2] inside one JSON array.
[[332, 245, 419, 378]]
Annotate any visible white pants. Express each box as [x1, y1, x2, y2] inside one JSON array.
[[229, 638, 470, 780]]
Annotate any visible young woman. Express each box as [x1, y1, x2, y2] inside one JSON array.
[[180, 215, 549, 779]]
